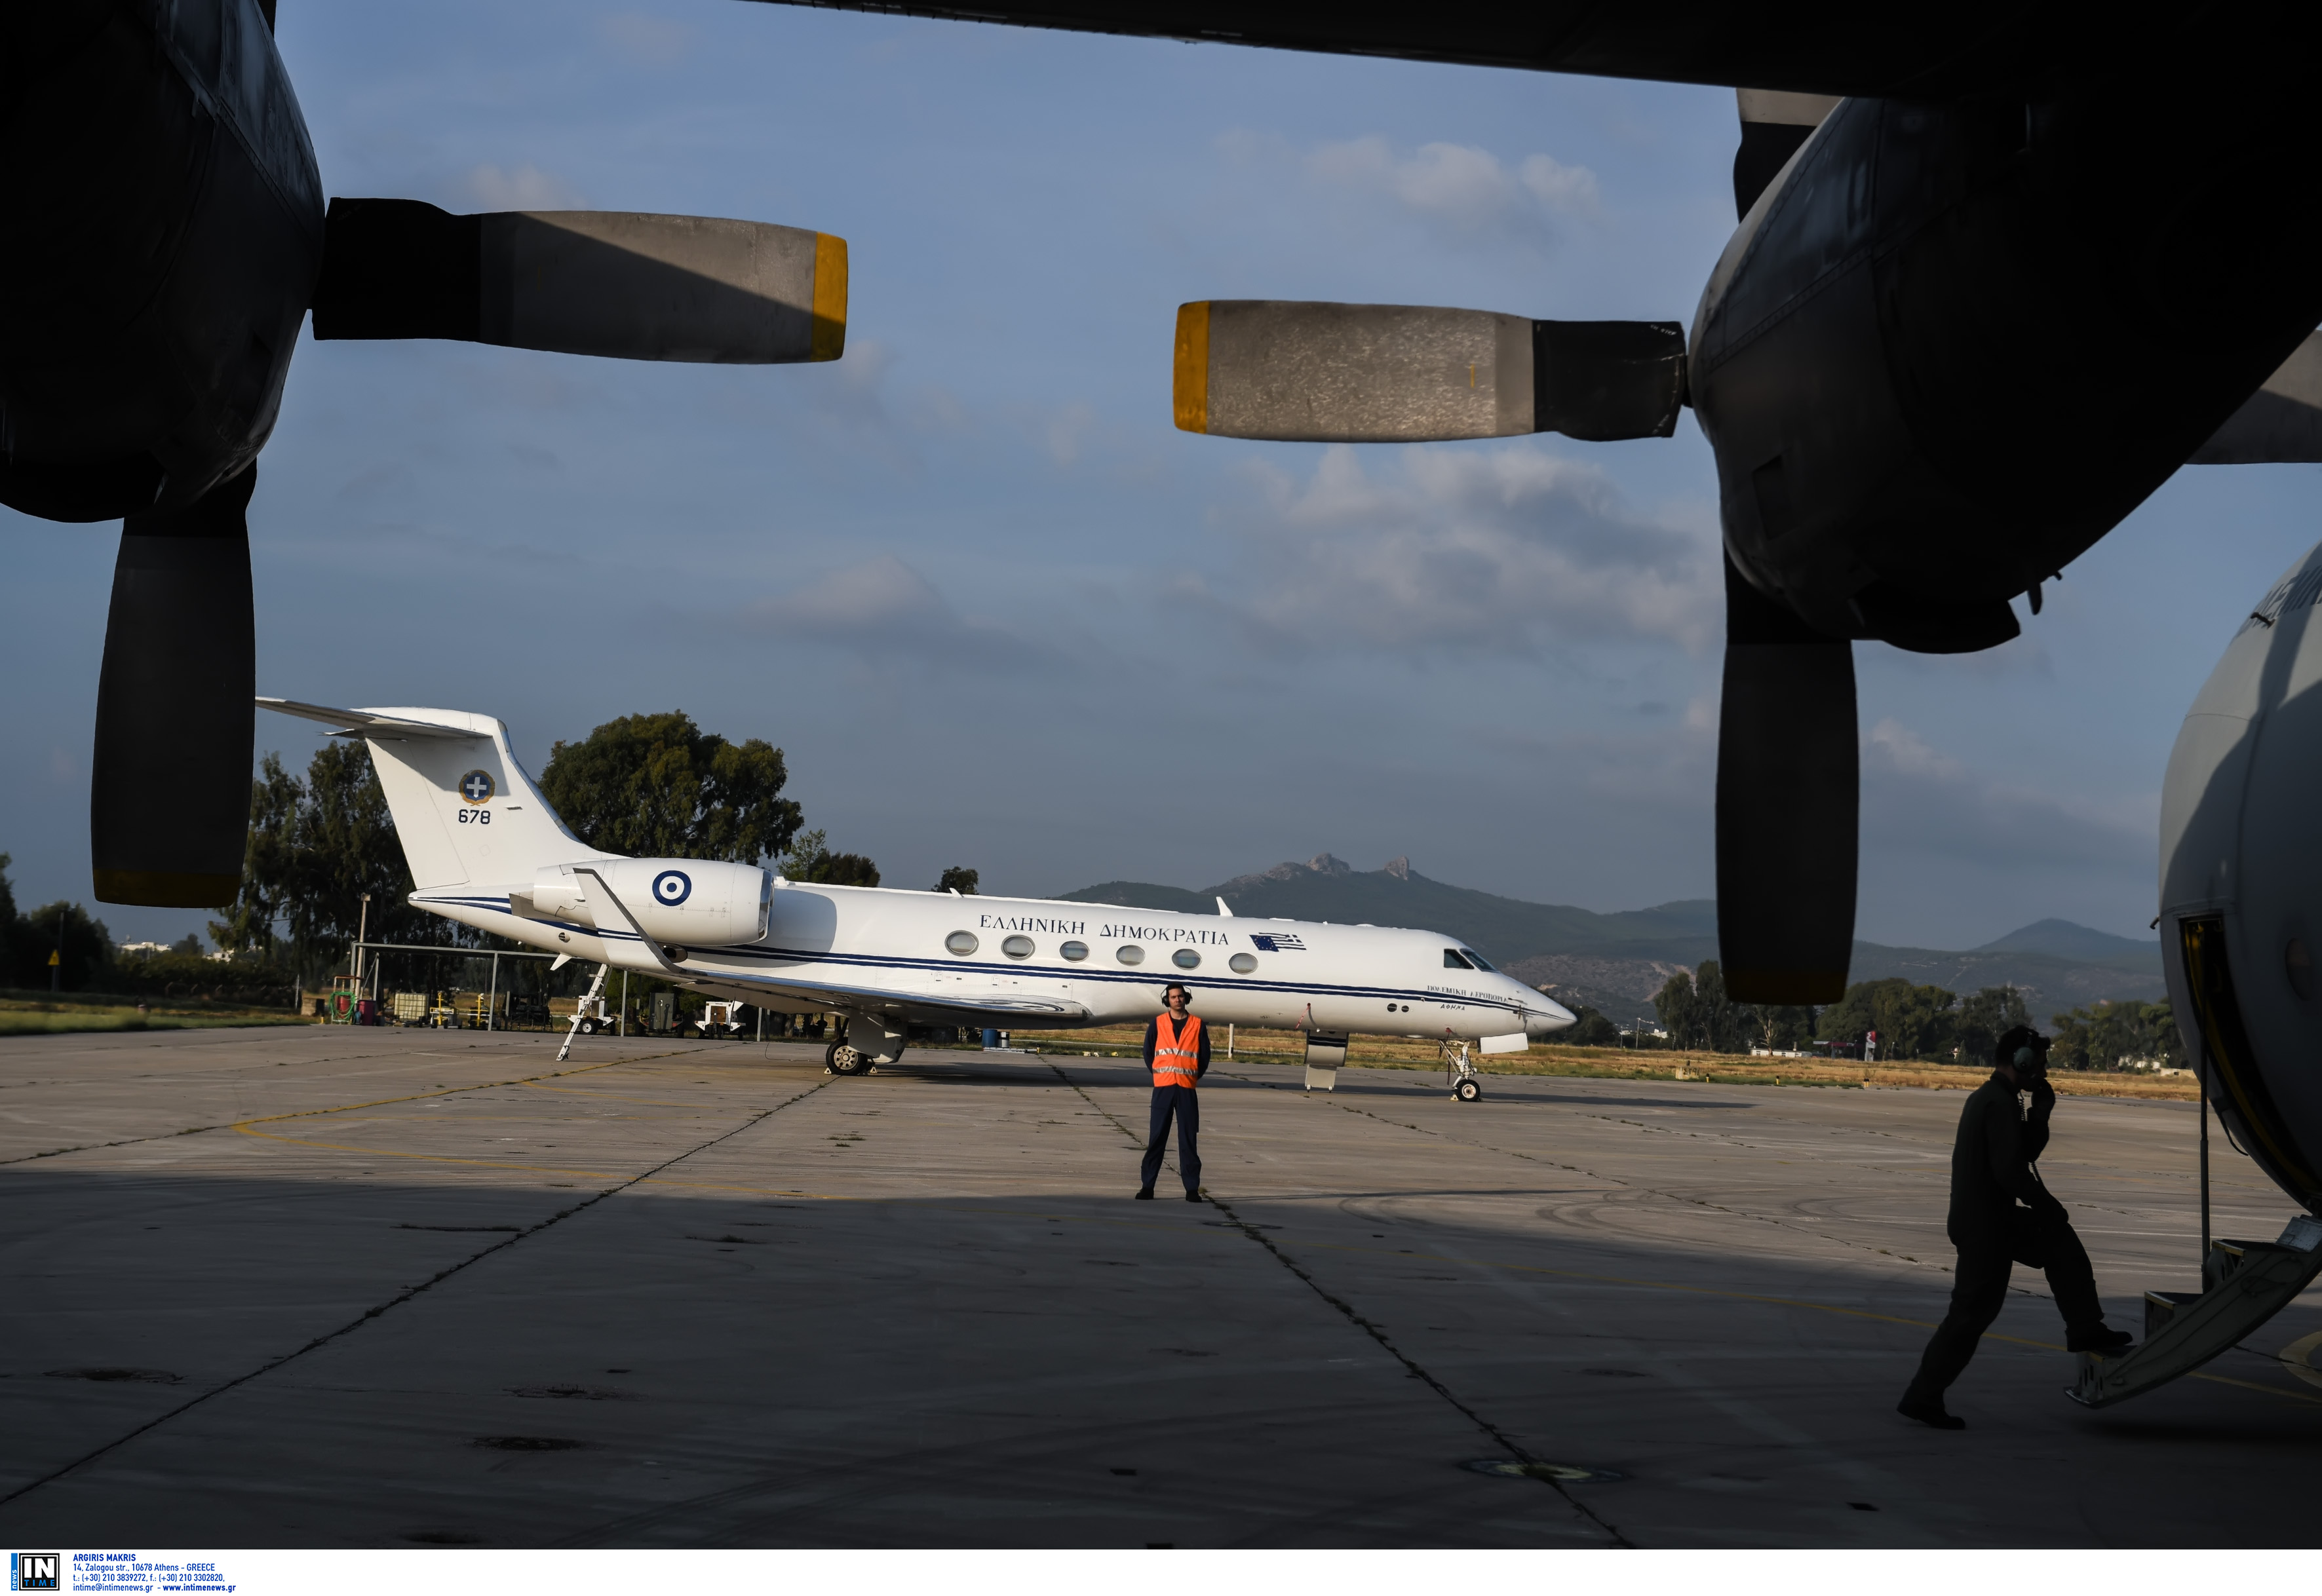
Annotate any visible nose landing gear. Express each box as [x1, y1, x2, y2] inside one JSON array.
[[1442, 1040, 1482, 1102]]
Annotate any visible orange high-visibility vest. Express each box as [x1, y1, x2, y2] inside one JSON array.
[[1152, 1013, 1203, 1089]]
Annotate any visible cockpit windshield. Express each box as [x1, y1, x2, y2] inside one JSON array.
[[1461, 949, 1496, 972], [1442, 949, 1474, 969]]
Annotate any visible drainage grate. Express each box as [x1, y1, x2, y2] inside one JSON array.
[[47, 1367, 180, 1384], [509, 1384, 636, 1401], [1583, 1368, 1648, 1378], [1462, 1458, 1627, 1485]]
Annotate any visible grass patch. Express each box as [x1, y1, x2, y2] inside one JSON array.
[[0, 997, 308, 1037], [1009, 1024, 2198, 1101]]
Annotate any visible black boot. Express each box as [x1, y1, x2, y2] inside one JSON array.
[[1134, 1187, 1155, 1200], [2068, 1324, 2134, 1354], [1897, 1396, 1966, 1430]]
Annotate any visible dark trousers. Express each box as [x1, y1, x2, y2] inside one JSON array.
[[1141, 1084, 1201, 1193], [1904, 1204, 2104, 1404]]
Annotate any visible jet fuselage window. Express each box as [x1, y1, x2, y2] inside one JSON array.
[[946, 931, 978, 956], [1229, 953, 1257, 974], [1060, 940, 1089, 961], [1002, 935, 1035, 959], [1462, 949, 1496, 971], [1173, 949, 1201, 969], [1117, 944, 1145, 966], [1443, 949, 1474, 969]]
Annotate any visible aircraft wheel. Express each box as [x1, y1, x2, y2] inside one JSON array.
[[577, 1019, 597, 1036], [1454, 1078, 1482, 1103], [826, 1042, 871, 1076]]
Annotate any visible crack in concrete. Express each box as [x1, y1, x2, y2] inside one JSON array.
[[0, 1071, 829, 1510], [0, 1047, 694, 1167], [1225, 1067, 1975, 1286], [1046, 1061, 1631, 1548]]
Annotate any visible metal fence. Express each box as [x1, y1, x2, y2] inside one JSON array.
[[328, 941, 840, 1040]]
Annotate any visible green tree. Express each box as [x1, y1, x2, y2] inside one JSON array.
[[781, 828, 880, 887], [1652, 968, 1698, 1049], [1955, 985, 2032, 1067], [2051, 1000, 2184, 1071], [1557, 1002, 1623, 1048], [1817, 978, 1960, 1061], [1750, 1004, 1819, 1052], [0, 852, 19, 986], [539, 711, 802, 864], [21, 900, 114, 993], [1654, 960, 1754, 1052], [210, 753, 303, 959], [935, 866, 979, 894], [213, 744, 474, 986]]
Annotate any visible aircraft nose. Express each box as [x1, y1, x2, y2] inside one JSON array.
[[1524, 991, 1576, 1035]]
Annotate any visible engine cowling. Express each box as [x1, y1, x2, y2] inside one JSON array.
[[528, 860, 769, 947], [2159, 541, 2322, 1213]]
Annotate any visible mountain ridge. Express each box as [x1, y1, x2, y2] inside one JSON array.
[[1056, 854, 2163, 1016]]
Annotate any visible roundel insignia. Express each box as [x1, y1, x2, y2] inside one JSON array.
[[458, 770, 495, 805], [653, 869, 693, 906]]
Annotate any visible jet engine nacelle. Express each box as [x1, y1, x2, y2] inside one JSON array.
[[2159, 541, 2322, 1214], [532, 860, 771, 947]]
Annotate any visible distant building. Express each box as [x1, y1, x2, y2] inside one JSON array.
[[117, 940, 170, 957]]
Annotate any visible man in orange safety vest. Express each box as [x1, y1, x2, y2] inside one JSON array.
[[1136, 982, 1209, 1202]]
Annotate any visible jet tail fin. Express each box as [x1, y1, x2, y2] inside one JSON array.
[[257, 698, 608, 890]]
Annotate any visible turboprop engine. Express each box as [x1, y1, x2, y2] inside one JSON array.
[[524, 860, 771, 949], [2159, 542, 2322, 1214]]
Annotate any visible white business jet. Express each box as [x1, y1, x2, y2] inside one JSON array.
[[259, 699, 1574, 1095]]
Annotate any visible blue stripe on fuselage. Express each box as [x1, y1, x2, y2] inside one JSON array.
[[413, 893, 1532, 1020]]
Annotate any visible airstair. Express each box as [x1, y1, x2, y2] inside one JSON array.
[[2067, 1213, 2322, 1407]]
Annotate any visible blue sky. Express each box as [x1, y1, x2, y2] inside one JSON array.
[[6, 0, 2319, 951]]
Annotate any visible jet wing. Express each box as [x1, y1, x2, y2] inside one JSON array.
[[743, 1, 2064, 98]]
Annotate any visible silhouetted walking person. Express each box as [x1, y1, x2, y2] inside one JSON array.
[[1899, 1026, 2133, 1428]]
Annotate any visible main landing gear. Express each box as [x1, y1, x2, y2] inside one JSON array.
[[825, 1041, 873, 1076]]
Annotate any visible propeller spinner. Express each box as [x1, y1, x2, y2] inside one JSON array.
[[87, 197, 851, 907]]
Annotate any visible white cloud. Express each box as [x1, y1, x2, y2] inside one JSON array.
[[1212, 442, 1718, 656], [1300, 135, 1600, 230], [751, 555, 1044, 670], [1861, 717, 2153, 871], [463, 163, 587, 211], [1864, 717, 1962, 781]]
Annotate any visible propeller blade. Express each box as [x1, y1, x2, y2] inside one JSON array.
[[312, 199, 847, 364], [91, 466, 257, 907], [1716, 551, 1857, 1004], [1173, 301, 1683, 444]]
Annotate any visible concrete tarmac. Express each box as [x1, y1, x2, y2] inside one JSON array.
[[1, 1027, 2315, 1548]]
